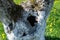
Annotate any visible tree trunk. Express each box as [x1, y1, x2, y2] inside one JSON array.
[[0, 0, 54, 40]]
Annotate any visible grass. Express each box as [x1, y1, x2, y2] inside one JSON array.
[[0, 0, 60, 40], [0, 22, 7, 40], [45, 0, 60, 40]]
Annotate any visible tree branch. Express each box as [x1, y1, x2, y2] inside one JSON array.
[[0, 0, 54, 40]]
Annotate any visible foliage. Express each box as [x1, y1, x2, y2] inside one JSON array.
[[45, 0, 60, 40]]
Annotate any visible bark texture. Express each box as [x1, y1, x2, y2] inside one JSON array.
[[0, 0, 54, 40]]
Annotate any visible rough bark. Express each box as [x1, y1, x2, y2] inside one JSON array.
[[0, 0, 54, 40]]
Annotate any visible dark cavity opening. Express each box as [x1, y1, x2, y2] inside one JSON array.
[[8, 23, 13, 31], [22, 32, 26, 36], [27, 16, 37, 27]]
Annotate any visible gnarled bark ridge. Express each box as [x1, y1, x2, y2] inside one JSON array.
[[0, 0, 54, 40]]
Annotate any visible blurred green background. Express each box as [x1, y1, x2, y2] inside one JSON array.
[[0, 0, 60, 40]]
